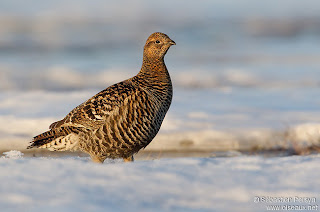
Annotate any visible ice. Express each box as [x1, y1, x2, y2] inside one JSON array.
[[0, 155, 319, 212]]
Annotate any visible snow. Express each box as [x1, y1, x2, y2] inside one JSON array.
[[2, 150, 24, 159], [1, 152, 319, 212]]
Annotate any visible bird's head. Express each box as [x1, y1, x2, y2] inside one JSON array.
[[143, 32, 176, 60]]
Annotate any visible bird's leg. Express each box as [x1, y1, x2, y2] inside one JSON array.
[[90, 155, 105, 163], [123, 155, 134, 162]]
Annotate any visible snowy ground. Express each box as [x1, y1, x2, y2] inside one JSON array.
[[1, 151, 319, 212]]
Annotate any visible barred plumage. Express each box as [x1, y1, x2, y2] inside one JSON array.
[[27, 32, 175, 163]]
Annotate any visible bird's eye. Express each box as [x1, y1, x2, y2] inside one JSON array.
[[155, 40, 160, 44]]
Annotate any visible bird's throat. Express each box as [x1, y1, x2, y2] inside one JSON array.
[[139, 57, 169, 80]]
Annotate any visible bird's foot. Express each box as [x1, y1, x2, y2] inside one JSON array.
[[123, 155, 134, 162]]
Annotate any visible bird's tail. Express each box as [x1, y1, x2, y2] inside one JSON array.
[[27, 126, 82, 151]]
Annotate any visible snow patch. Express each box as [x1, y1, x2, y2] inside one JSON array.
[[287, 123, 320, 145], [2, 150, 24, 159]]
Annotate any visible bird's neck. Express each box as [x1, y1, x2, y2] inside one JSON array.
[[133, 56, 172, 101], [138, 56, 170, 83]]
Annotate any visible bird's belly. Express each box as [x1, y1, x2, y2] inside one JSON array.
[[91, 105, 167, 158]]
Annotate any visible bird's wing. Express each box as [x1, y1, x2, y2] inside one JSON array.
[[49, 80, 137, 130]]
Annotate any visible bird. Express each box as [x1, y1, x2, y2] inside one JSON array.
[[27, 32, 175, 163]]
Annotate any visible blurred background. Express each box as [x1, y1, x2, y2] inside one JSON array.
[[1, 0, 320, 156]]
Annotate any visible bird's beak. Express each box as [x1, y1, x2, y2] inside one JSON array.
[[168, 40, 176, 46]]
